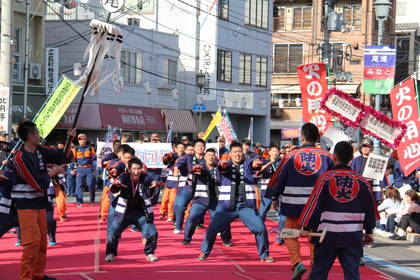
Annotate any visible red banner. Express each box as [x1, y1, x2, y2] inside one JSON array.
[[390, 77, 420, 176], [298, 63, 332, 133]]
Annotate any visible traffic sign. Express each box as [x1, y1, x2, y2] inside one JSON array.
[[192, 103, 206, 113]]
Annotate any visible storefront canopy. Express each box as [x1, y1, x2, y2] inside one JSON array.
[[57, 104, 166, 131], [161, 109, 198, 133]]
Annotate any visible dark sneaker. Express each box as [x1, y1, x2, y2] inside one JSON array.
[[221, 241, 233, 247], [197, 224, 205, 229], [105, 254, 114, 262], [389, 234, 407, 240], [42, 276, 56, 280], [292, 262, 307, 280], [182, 240, 191, 245]]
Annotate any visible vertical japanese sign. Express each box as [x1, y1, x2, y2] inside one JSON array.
[[199, 0, 217, 101], [0, 87, 10, 132], [363, 45, 396, 94], [297, 63, 332, 133], [216, 113, 237, 146], [390, 77, 420, 176], [45, 48, 59, 96]]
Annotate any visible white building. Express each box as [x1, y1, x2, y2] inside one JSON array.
[[46, 0, 273, 144]]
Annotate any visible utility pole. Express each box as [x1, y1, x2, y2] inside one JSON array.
[[0, 0, 13, 139], [23, 0, 30, 119], [322, 0, 334, 67]]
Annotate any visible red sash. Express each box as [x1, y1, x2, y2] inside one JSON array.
[[14, 151, 45, 193]]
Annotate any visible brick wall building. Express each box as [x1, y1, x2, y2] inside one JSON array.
[[270, 0, 396, 145]]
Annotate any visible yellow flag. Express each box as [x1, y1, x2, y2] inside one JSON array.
[[202, 110, 222, 140], [34, 76, 81, 138]]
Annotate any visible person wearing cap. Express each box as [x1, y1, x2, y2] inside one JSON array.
[[350, 138, 383, 202], [72, 134, 96, 206], [148, 133, 164, 205]]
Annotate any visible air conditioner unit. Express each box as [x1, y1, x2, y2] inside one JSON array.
[[29, 63, 42, 80]]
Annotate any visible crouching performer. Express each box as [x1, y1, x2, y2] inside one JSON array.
[[105, 157, 159, 262]]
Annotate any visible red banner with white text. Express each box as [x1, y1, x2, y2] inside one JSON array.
[[298, 63, 332, 133], [390, 77, 420, 176]]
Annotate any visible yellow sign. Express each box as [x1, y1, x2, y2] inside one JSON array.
[[34, 76, 81, 138], [202, 110, 222, 140]]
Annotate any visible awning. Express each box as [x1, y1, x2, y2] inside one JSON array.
[[161, 109, 198, 133], [57, 104, 166, 131]]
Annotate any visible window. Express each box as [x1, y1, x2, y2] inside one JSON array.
[[273, 6, 285, 31], [293, 7, 312, 30], [396, 2, 406, 16], [245, 0, 269, 29], [343, 5, 361, 30], [218, 0, 229, 20], [12, 55, 22, 82], [217, 49, 232, 83], [127, 17, 140, 27], [163, 59, 177, 85], [13, 29, 21, 54], [256, 56, 267, 87], [274, 44, 303, 73], [239, 53, 252, 85], [121, 50, 142, 84], [273, 94, 302, 108]]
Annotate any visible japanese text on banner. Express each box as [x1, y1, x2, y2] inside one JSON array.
[[297, 63, 332, 132], [34, 76, 81, 138], [390, 77, 420, 176]]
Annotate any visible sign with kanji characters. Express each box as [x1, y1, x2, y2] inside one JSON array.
[[97, 141, 171, 169], [34, 76, 81, 138], [297, 63, 332, 133], [363, 45, 396, 94], [322, 87, 407, 148], [362, 153, 389, 181], [294, 149, 322, 176], [101, 0, 125, 13], [0, 87, 10, 133], [216, 111, 238, 146], [45, 48, 59, 96], [390, 77, 420, 176]]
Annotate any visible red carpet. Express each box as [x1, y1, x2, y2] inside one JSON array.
[[0, 204, 391, 280]]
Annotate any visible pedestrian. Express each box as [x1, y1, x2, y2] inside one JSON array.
[[105, 157, 159, 263], [299, 141, 378, 280], [183, 148, 232, 245], [266, 123, 333, 279], [10, 121, 75, 280], [72, 133, 96, 206], [198, 141, 273, 262]]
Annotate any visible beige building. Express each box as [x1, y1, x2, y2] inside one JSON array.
[[270, 0, 396, 145]]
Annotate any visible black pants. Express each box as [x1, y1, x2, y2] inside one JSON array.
[[399, 213, 420, 233], [310, 244, 363, 280]]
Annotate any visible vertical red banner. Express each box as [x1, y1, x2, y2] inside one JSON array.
[[390, 77, 420, 176], [298, 63, 332, 133]]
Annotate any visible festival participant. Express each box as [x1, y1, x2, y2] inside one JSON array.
[[72, 133, 96, 206], [217, 136, 229, 156], [99, 140, 121, 221], [10, 121, 75, 280], [299, 141, 378, 280], [105, 157, 158, 262], [242, 140, 259, 160], [173, 139, 206, 234], [198, 142, 273, 262], [266, 123, 333, 279], [183, 148, 232, 245], [160, 142, 185, 221], [50, 171, 67, 222], [148, 133, 164, 205]]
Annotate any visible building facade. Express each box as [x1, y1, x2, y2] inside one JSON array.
[[395, 0, 420, 83], [271, 0, 396, 145]]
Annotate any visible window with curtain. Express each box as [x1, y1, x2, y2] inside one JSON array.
[[245, 0, 269, 29], [274, 44, 303, 73], [293, 7, 312, 30], [218, 0, 229, 20], [239, 53, 252, 85], [163, 58, 177, 85], [121, 50, 142, 84], [274, 6, 285, 31], [217, 49, 232, 83], [256, 56, 267, 87], [343, 5, 361, 30]]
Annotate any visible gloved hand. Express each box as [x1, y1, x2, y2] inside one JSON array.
[[191, 165, 204, 174]]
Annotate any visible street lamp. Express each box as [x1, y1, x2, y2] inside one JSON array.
[[372, 0, 391, 155], [196, 70, 206, 95]]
